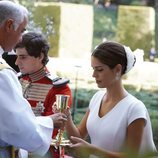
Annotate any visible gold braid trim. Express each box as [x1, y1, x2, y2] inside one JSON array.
[[0, 59, 10, 70]]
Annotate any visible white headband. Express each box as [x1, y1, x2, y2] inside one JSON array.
[[123, 46, 136, 73]]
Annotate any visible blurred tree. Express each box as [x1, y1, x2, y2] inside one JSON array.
[[117, 5, 155, 59], [15, 0, 156, 6], [146, 0, 155, 6], [12, 0, 54, 41], [35, 0, 92, 4]]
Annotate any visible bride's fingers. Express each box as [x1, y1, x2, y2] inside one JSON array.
[[70, 136, 83, 143]]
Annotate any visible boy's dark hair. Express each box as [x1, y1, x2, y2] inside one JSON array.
[[15, 32, 49, 65]]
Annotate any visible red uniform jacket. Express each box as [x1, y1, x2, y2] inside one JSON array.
[[19, 67, 72, 157]]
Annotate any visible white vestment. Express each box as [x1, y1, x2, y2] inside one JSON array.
[[0, 47, 53, 157]]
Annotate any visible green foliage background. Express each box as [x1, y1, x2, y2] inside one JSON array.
[[93, 6, 117, 48], [93, 5, 155, 59], [33, 4, 61, 57], [117, 6, 155, 58]]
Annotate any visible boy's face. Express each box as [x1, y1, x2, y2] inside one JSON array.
[[15, 47, 44, 75]]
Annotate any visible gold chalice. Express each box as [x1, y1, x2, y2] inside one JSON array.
[[51, 94, 71, 147]]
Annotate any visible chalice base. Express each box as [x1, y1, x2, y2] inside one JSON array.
[[51, 138, 71, 147]]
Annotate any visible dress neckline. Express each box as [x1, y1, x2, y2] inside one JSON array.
[[98, 92, 129, 118]]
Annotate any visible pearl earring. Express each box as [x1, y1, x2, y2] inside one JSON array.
[[115, 73, 120, 80]]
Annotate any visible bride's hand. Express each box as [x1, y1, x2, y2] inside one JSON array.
[[70, 136, 90, 147], [68, 136, 91, 157]]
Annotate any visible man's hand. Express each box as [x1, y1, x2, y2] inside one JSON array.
[[49, 113, 67, 128]]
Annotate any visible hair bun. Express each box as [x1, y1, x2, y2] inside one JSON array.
[[123, 46, 136, 73]]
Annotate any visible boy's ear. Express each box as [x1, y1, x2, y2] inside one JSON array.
[[39, 52, 44, 60]]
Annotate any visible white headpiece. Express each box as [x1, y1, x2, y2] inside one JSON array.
[[123, 45, 136, 73]]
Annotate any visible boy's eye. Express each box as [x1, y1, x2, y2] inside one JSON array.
[[18, 56, 28, 60], [21, 56, 26, 59]]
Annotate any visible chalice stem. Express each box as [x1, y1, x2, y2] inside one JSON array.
[[58, 129, 64, 144], [59, 145, 65, 158]]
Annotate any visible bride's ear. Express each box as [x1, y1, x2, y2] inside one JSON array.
[[114, 64, 122, 75]]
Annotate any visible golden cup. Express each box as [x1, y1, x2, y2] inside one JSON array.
[[52, 94, 71, 147], [56, 94, 69, 112]]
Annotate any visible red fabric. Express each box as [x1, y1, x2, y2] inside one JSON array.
[[43, 84, 72, 116]]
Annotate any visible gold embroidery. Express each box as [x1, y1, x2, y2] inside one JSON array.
[[0, 61, 10, 70], [32, 102, 45, 116], [20, 80, 53, 101]]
